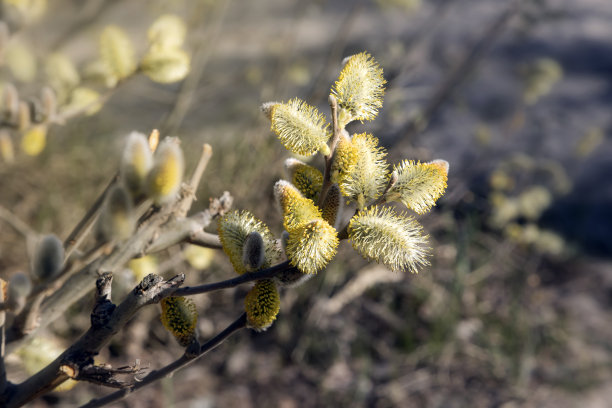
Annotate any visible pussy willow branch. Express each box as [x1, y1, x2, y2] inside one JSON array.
[[5, 145, 219, 352], [3, 273, 185, 408], [318, 94, 341, 208], [80, 313, 247, 408]]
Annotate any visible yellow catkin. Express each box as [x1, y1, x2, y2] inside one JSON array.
[[331, 52, 386, 126], [285, 219, 338, 274], [333, 133, 388, 208], [348, 206, 430, 273], [285, 158, 323, 202], [270, 98, 331, 156], [245, 279, 280, 331], [386, 160, 448, 214], [141, 47, 190, 84], [146, 139, 184, 204], [160, 296, 198, 346], [99, 25, 137, 81], [21, 124, 47, 156], [147, 14, 187, 50], [274, 180, 322, 232]]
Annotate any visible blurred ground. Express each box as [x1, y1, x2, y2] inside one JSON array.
[[0, 0, 611, 407]]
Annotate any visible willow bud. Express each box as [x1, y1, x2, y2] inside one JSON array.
[[146, 138, 184, 204], [8, 272, 32, 313], [242, 231, 265, 272], [120, 131, 153, 196], [32, 234, 64, 282]]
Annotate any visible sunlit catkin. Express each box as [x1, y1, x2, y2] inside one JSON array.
[[218, 210, 278, 275], [333, 133, 388, 208], [146, 138, 184, 204], [99, 25, 137, 81], [141, 47, 190, 84], [270, 98, 331, 156], [348, 206, 430, 273], [160, 296, 198, 346], [32, 234, 64, 282], [120, 131, 153, 195], [284, 158, 323, 201], [285, 219, 338, 275], [245, 279, 280, 331], [21, 124, 47, 156], [147, 14, 187, 50], [331, 52, 386, 127], [386, 159, 448, 214], [274, 180, 322, 232]]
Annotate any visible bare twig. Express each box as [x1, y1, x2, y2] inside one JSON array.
[[317, 95, 341, 208], [0, 206, 37, 241], [186, 229, 221, 249], [80, 313, 247, 408], [173, 261, 294, 297], [63, 173, 120, 255]]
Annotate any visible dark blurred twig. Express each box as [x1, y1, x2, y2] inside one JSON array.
[[80, 313, 247, 408]]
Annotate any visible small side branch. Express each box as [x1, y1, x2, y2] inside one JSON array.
[[63, 173, 120, 255], [173, 261, 293, 297], [80, 313, 247, 408], [318, 95, 341, 208]]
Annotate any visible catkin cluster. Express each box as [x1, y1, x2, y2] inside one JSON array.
[[217, 52, 449, 332]]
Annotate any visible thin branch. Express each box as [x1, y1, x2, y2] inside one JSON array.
[[317, 94, 341, 208], [173, 261, 294, 297], [63, 173, 120, 254], [186, 230, 221, 249], [80, 313, 247, 408], [0, 205, 37, 242]]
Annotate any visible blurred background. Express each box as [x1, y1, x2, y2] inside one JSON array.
[[0, 0, 611, 406]]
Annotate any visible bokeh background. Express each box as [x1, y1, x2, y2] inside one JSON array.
[[0, 0, 611, 406]]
